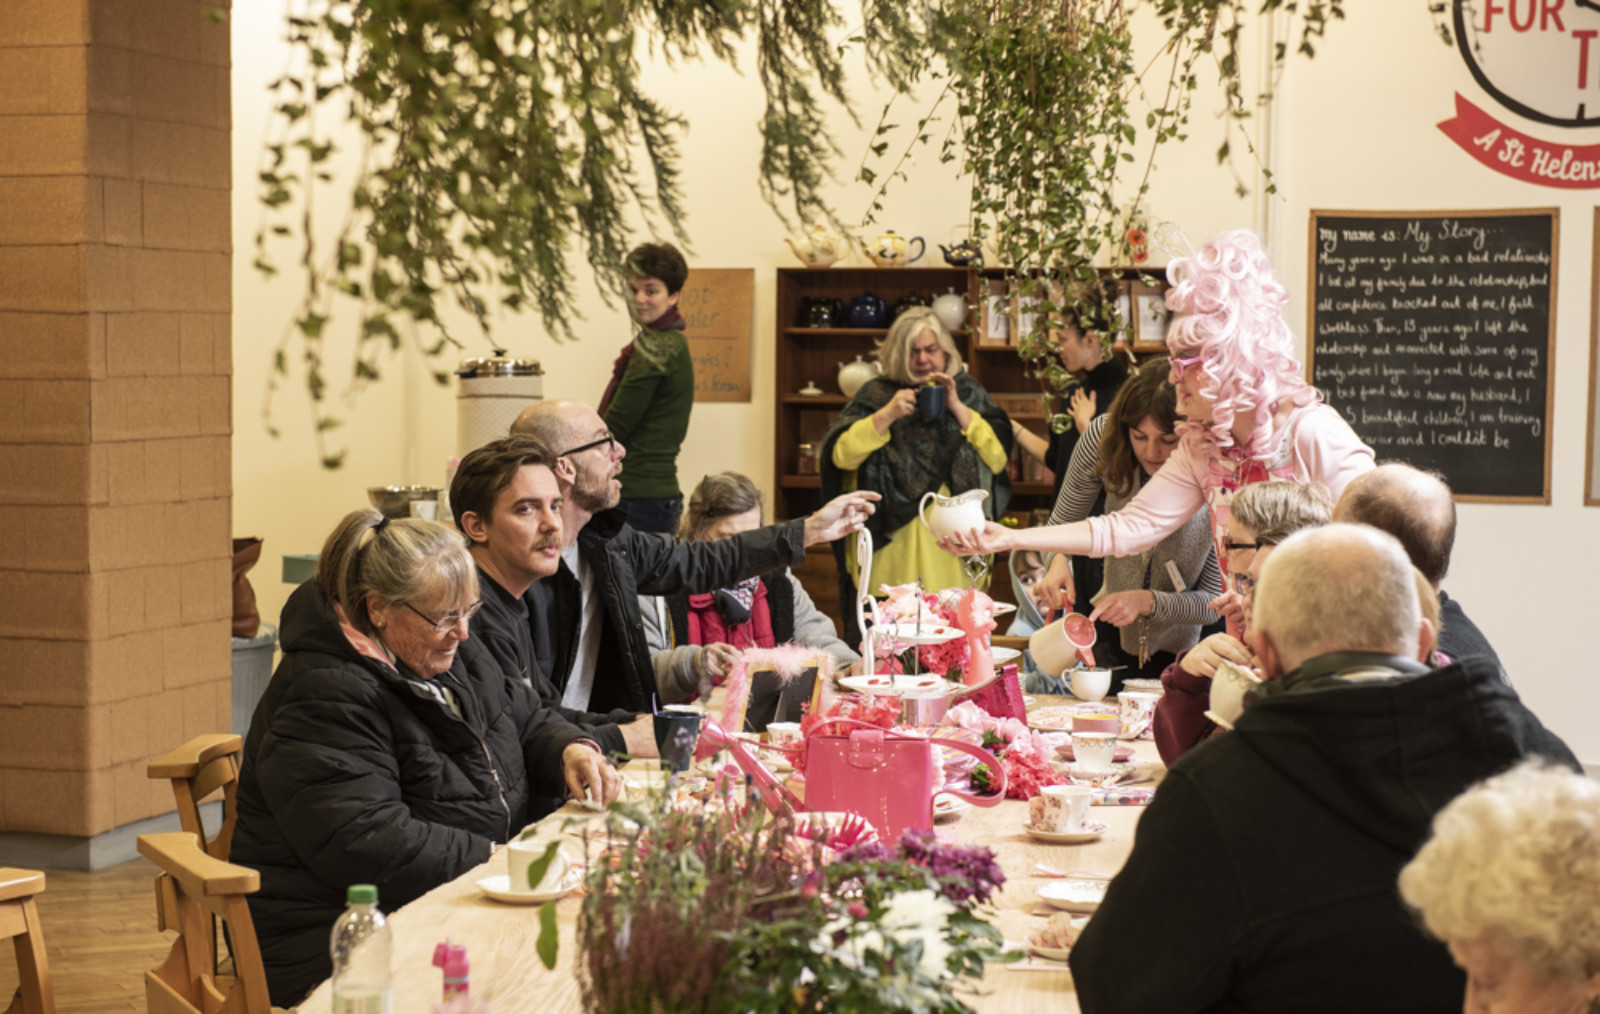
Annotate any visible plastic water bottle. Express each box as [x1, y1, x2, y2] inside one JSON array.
[[331, 884, 392, 1014]]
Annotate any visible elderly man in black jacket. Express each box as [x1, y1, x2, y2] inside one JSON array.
[[1069, 523, 1577, 1014], [511, 399, 877, 714]]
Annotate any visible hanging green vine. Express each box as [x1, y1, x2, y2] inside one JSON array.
[[257, 0, 1340, 465], [857, 0, 1344, 430]]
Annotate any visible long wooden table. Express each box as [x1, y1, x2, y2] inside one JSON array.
[[298, 702, 1159, 1012]]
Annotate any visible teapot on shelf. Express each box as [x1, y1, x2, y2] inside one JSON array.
[[799, 296, 845, 328], [917, 489, 989, 540], [848, 291, 889, 328], [939, 239, 984, 267], [859, 230, 926, 268], [890, 291, 928, 319], [836, 355, 882, 398], [784, 225, 849, 268]]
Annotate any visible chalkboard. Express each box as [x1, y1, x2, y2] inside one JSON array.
[[681, 267, 754, 403], [1307, 209, 1558, 504]]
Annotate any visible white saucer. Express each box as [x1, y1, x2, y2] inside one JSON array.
[[1023, 695, 1037, 708], [991, 602, 1017, 617], [1036, 879, 1108, 913], [1028, 943, 1072, 962], [1024, 821, 1107, 844], [838, 674, 956, 696], [991, 646, 1021, 665], [933, 796, 971, 822], [877, 622, 964, 645], [477, 872, 581, 905]]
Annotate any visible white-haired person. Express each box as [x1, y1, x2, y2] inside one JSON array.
[[936, 231, 1373, 633], [820, 305, 1012, 643], [1400, 762, 1600, 1014], [1069, 524, 1578, 1014]]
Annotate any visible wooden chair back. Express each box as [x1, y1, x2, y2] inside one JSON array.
[[139, 832, 269, 1014], [0, 868, 55, 1014], [991, 634, 1031, 652], [148, 734, 243, 862]]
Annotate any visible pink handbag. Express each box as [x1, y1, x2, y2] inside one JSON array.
[[952, 663, 1027, 722], [805, 718, 1007, 844]]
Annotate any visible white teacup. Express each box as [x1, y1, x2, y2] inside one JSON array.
[[766, 721, 803, 750], [1072, 731, 1119, 774], [1117, 691, 1162, 741], [1206, 661, 1262, 730], [1065, 667, 1112, 703], [1030, 784, 1093, 833], [506, 837, 571, 894]]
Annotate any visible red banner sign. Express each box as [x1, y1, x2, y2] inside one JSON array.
[[1438, 93, 1600, 189]]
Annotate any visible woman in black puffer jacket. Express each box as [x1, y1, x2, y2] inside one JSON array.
[[232, 510, 619, 1007]]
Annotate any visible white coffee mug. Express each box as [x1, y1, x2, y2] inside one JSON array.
[[506, 837, 571, 894], [1033, 783, 1093, 833], [1206, 661, 1262, 731], [1117, 691, 1162, 740], [1072, 731, 1119, 774], [766, 721, 803, 750]]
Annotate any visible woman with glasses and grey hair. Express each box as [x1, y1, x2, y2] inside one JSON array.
[[233, 510, 619, 1007]]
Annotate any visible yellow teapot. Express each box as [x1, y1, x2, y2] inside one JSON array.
[[784, 225, 848, 268], [860, 230, 926, 268]]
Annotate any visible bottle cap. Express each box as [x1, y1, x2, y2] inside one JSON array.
[[432, 943, 468, 973], [347, 884, 378, 905]]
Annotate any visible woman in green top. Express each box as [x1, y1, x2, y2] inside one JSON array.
[[600, 243, 696, 534]]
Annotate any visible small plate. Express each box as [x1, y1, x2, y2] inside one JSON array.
[[991, 602, 1017, 617], [1023, 695, 1037, 708], [877, 622, 964, 645], [1036, 879, 1108, 913], [1024, 821, 1107, 844], [991, 646, 1021, 665], [1055, 742, 1135, 763], [838, 674, 955, 696], [478, 871, 582, 905], [933, 796, 971, 822], [1028, 943, 1072, 962]]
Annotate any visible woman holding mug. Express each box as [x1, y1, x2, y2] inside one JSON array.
[[820, 306, 1012, 642], [937, 231, 1372, 626]]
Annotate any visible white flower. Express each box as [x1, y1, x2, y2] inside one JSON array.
[[819, 889, 958, 981]]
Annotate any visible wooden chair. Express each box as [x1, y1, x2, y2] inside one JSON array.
[[991, 634, 1031, 653], [147, 734, 243, 862], [0, 868, 54, 1014], [139, 832, 270, 1014]]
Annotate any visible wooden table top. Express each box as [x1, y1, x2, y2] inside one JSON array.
[[297, 700, 1159, 1013]]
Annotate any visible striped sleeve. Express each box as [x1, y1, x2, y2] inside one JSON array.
[[1048, 414, 1109, 526]]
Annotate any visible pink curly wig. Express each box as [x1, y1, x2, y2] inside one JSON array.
[[1165, 230, 1315, 456]]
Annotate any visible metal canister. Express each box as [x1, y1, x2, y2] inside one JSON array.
[[797, 442, 819, 474], [456, 352, 543, 456]]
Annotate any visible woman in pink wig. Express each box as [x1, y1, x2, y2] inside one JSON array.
[[939, 230, 1373, 626]]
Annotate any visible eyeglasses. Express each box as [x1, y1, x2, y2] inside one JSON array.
[[1169, 355, 1204, 383], [404, 600, 483, 633], [1224, 540, 1258, 554], [559, 433, 616, 458]]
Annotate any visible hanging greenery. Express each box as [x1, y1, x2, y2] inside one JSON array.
[[256, 0, 1340, 465]]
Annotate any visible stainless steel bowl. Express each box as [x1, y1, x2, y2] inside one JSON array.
[[367, 485, 442, 520], [899, 687, 960, 727]]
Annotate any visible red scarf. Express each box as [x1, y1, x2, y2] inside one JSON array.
[[598, 308, 687, 414]]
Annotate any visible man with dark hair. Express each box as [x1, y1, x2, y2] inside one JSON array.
[[600, 240, 695, 534], [510, 399, 878, 714], [451, 434, 656, 757], [1070, 524, 1577, 1014], [1332, 462, 1502, 674]]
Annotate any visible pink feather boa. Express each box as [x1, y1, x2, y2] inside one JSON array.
[[717, 644, 837, 738]]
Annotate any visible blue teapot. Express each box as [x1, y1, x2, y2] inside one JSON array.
[[848, 291, 889, 328]]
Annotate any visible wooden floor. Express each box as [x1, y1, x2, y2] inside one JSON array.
[[0, 858, 173, 1013]]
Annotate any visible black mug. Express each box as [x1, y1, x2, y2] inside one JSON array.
[[915, 384, 945, 419], [653, 706, 705, 773]]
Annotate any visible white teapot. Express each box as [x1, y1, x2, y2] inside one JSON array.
[[784, 225, 848, 268], [836, 355, 881, 397], [918, 489, 989, 540]]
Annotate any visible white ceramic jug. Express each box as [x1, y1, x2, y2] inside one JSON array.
[[917, 489, 988, 540]]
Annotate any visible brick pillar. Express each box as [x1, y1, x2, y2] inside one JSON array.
[[0, 0, 232, 838]]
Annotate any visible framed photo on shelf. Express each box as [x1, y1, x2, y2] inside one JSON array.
[[979, 278, 1011, 346], [1128, 280, 1170, 350]]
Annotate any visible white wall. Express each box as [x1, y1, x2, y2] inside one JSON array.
[[232, 4, 1598, 762]]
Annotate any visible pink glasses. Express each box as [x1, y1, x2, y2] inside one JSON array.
[[1169, 355, 1204, 383]]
